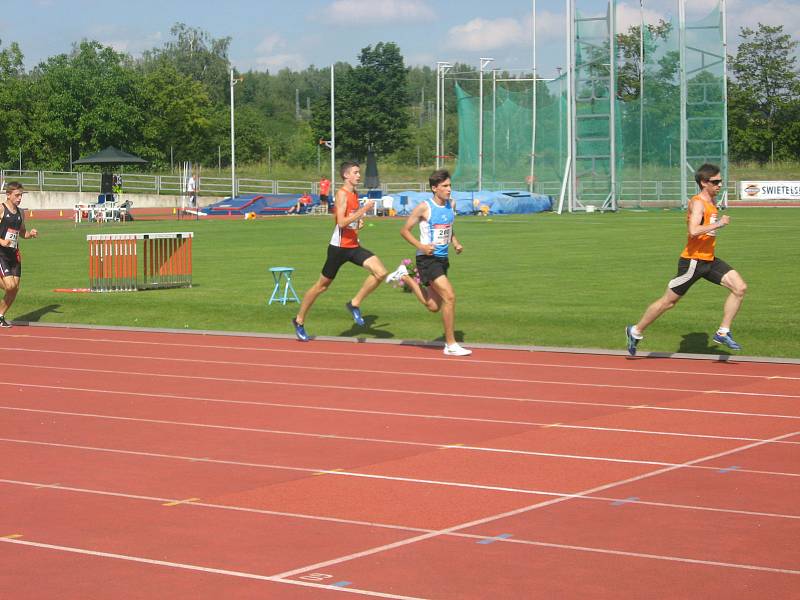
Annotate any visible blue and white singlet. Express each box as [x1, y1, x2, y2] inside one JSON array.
[[417, 198, 454, 258]]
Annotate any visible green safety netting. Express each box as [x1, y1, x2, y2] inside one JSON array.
[[450, 0, 726, 206]]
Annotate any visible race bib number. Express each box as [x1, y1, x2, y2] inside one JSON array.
[[4, 228, 19, 249], [432, 224, 452, 246]]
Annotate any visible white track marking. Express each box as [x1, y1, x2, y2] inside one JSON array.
[[269, 430, 800, 579], [2, 438, 799, 521], [3, 405, 800, 478], [0, 537, 424, 599], [2, 478, 798, 577], [6, 345, 800, 384], [1, 364, 799, 418], [3, 334, 797, 380], [1, 380, 799, 446]]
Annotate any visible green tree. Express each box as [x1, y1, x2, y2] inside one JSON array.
[[143, 23, 232, 104], [137, 59, 214, 167], [0, 39, 29, 169], [313, 43, 410, 160], [728, 23, 800, 162], [28, 41, 144, 169]]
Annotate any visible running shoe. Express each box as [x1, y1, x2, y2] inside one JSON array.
[[713, 331, 741, 350], [292, 318, 309, 342], [443, 343, 472, 357], [0, 316, 10, 328], [345, 301, 365, 326], [385, 263, 409, 284], [625, 325, 642, 356]]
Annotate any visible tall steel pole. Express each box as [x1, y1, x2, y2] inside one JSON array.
[[679, 0, 688, 207], [230, 69, 242, 198], [478, 57, 494, 191], [530, 0, 537, 192], [609, 0, 618, 210], [436, 62, 442, 170], [331, 64, 336, 189]]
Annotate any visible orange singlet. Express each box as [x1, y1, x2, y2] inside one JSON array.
[[329, 189, 360, 248], [680, 194, 718, 261]]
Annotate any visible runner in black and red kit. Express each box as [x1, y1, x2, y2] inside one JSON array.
[[0, 182, 39, 328]]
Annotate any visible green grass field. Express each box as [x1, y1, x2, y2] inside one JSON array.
[[9, 208, 800, 359]]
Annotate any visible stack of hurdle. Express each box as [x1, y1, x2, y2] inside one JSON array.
[[87, 232, 193, 292]]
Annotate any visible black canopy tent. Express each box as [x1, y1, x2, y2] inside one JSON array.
[[72, 146, 148, 167], [72, 146, 148, 195]]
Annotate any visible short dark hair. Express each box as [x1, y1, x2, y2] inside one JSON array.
[[4, 181, 23, 193], [695, 163, 720, 188], [340, 161, 359, 179], [429, 169, 450, 189]]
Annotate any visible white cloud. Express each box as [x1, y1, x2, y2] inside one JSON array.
[[728, 0, 800, 40], [254, 53, 307, 71], [324, 0, 434, 24], [96, 31, 163, 57], [615, 2, 667, 32], [255, 33, 286, 55], [446, 17, 525, 52]]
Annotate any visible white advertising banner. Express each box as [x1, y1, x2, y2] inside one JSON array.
[[739, 181, 800, 200]]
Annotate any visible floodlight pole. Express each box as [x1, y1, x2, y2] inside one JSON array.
[[530, 0, 537, 193], [435, 62, 452, 170], [492, 69, 498, 182], [608, 0, 618, 211], [331, 64, 336, 189], [721, 0, 729, 208], [478, 57, 494, 191], [679, 0, 688, 208], [230, 69, 242, 198], [639, 0, 645, 207]]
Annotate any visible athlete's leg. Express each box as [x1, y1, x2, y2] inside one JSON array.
[[295, 275, 333, 324], [350, 255, 389, 307], [719, 270, 747, 330], [0, 275, 20, 316], [429, 275, 457, 345], [399, 275, 439, 312], [635, 288, 682, 333]]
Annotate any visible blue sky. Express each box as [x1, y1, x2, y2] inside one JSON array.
[[2, 0, 798, 77]]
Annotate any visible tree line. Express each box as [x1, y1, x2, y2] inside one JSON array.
[[0, 22, 796, 173]]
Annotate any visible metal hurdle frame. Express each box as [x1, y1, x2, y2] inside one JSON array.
[[87, 232, 194, 292]]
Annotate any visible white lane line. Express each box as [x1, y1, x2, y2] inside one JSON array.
[[0, 537, 424, 599], [2, 438, 799, 521], [2, 380, 799, 446], [0, 334, 800, 380], [1, 364, 799, 417], [4, 405, 800, 478], [269, 430, 800, 580], [3, 478, 798, 577], [4, 345, 797, 383]]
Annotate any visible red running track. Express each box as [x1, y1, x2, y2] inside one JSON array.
[[0, 325, 798, 599]]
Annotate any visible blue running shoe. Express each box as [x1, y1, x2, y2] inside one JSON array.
[[625, 325, 642, 356], [713, 331, 741, 350], [292, 318, 309, 342], [346, 301, 365, 327]]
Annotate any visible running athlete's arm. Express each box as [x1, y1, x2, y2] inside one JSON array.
[[400, 202, 434, 255], [687, 199, 729, 237], [334, 189, 372, 228], [450, 206, 463, 254]]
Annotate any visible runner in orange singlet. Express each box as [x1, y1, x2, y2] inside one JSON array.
[[625, 163, 747, 355], [292, 161, 392, 341]]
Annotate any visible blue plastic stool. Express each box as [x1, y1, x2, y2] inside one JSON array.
[[268, 267, 300, 305]]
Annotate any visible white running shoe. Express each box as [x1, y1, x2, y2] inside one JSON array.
[[385, 263, 409, 283], [443, 343, 472, 357]]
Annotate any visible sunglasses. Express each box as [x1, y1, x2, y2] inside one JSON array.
[[707, 179, 723, 185]]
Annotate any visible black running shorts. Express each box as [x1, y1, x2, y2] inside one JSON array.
[[668, 257, 732, 296], [321, 245, 375, 280]]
